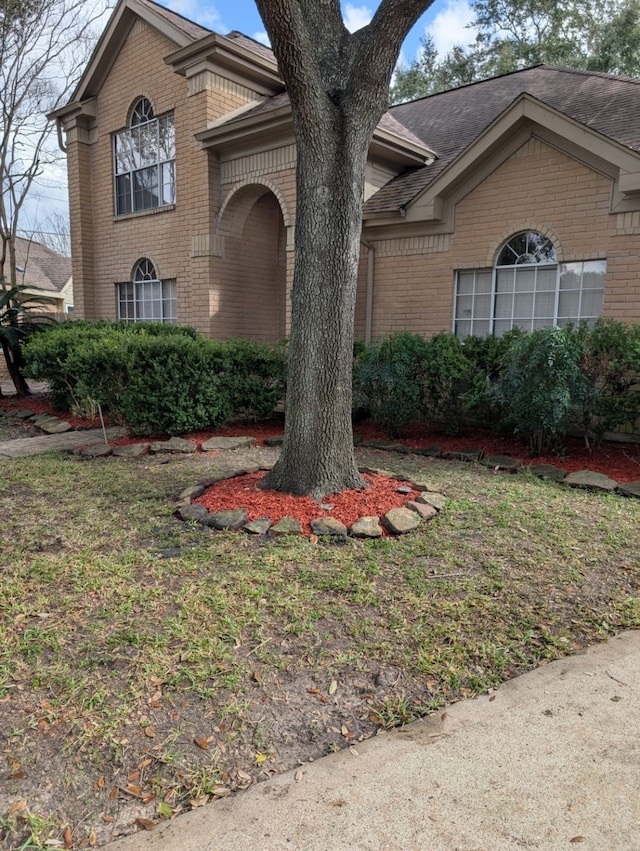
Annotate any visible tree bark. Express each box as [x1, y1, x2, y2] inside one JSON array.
[[257, 0, 432, 498]]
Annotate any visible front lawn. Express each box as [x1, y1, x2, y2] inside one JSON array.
[[1, 445, 639, 848]]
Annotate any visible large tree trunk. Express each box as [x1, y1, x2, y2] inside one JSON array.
[[256, 0, 431, 498], [262, 122, 369, 498]]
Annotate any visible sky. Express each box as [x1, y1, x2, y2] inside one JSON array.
[[21, 0, 477, 250]]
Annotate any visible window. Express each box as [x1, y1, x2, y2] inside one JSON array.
[[454, 232, 605, 337], [113, 98, 175, 216], [117, 259, 176, 323]]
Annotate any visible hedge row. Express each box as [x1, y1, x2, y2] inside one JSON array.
[[23, 322, 287, 436], [353, 321, 640, 454]]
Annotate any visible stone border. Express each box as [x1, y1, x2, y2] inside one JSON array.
[[175, 465, 448, 539]]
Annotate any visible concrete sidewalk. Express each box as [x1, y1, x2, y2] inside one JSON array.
[[108, 630, 640, 851]]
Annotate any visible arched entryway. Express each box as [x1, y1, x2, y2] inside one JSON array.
[[212, 183, 289, 342]]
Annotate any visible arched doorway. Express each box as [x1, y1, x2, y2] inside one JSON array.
[[212, 184, 288, 342]]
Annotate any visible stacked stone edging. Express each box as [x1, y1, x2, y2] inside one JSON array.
[[175, 465, 447, 539]]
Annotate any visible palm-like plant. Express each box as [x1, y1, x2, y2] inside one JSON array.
[[0, 281, 56, 396]]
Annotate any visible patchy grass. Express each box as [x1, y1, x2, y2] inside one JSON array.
[[0, 447, 639, 848]]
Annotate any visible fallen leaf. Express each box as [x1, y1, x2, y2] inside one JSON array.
[[8, 800, 26, 814], [328, 679, 338, 695], [157, 801, 172, 819], [189, 795, 209, 808], [341, 725, 349, 736], [125, 784, 142, 797], [135, 817, 157, 830], [194, 737, 209, 750], [109, 787, 118, 800], [10, 770, 25, 779], [89, 831, 97, 847], [295, 770, 304, 782], [96, 776, 105, 789], [237, 770, 252, 782], [310, 534, 319, 544], [63, 826, 72, 846], [211, 786, 231, 798], [570, 837, 586, 844], [256, 752, 268, 764], [144, 726, 156, 738]]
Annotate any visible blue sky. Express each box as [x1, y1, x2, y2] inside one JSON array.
[[23, 0, 477, 247], [160, 0, 477, 67]]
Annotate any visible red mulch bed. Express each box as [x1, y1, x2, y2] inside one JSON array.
[[3, 394, 640, 535], [194, 471, 419, 536]]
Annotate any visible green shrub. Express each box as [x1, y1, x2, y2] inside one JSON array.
[[24, 321, 287, 436], [115, 335, 231, 435], [218, 338, 287, 422], [460, 329, 524, 428], [419, 333, 470, 432], [577, 319, 640, 443], [23, 321, 197, 412], [492, 327, 586, 455], [353, 332, 430, 436]]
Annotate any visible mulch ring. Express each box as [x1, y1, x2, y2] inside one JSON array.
[[192, 470, 421, 537]]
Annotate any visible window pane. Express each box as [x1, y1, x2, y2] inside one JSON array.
[[457, 273, 473, 296], [133, 166, 159, 211], [162, 280, 177, 322], [474, 270, 492, 294], [514, 292, 534, 317], [559, 263, 582, 290], [534, 290, 556, 317], [159, 116, 176, 160], [115, 174, 132, 215], [493, 319, 512, 336], [514, 268, 535, 293], [580, 288, 604, 317], [161, 161, 175, 206], [495, 269, 514, 294], [472, 319, 490, 337], [558, 290, 580, 319], [582, 260, 606, 289], [495, 293, 513, 318], [535, 267, 556, 291], [474, 294, 491, 318], [456, 294, 473, 319], [455, 319, 472, 338]]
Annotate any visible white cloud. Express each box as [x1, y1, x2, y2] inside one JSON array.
[[252, 30, 271, 46], [343, 3, 373, 33], [425, 0, 476, 57], [162, 0, 226, 33]]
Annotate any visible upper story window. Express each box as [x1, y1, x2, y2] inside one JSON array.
[[113, 98, 175, 216], [454, 231, 605, 338]]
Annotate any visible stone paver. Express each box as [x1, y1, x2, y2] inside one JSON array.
[[0, 427, 126, 458], [564, 469, 619, 492], [201, 436, 257, 451]]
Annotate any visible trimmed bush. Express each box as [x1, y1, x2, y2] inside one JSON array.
[[218, 338, 287, 422], [492, 327, 586, 455], [577, 319, 640, 443], [354, 332, 431, 436], [419, 333, 470, 432], [23, 321, 287, 436]]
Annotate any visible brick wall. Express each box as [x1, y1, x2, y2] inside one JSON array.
[[364, 138, 634, 338]]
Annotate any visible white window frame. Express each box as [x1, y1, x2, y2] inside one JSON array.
[[117, 259, 176, 323], [113, 98, 175, 216], [453, 232, 605, 338]]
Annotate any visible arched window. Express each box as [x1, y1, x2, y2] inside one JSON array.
[[454, 231, 605, 337], [113, 98, 175, 215], [117, 259, 176, 323]]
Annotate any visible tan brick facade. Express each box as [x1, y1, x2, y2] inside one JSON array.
[[61, 8, 640, 347]]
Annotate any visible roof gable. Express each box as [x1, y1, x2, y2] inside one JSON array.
[[364, 65, 640, 220]]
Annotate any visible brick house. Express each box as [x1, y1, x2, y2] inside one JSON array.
[[51, 0, 640, 344]]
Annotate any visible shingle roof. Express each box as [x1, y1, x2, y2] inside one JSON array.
[[364, 65, 640, 214], [225, 31, 275, 64], [137, 0, 211, 42], [13, 238, 71, 294]]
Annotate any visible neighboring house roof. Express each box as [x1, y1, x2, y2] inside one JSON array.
[[13, 238, 72, 296], [364, 65, 640, 214]]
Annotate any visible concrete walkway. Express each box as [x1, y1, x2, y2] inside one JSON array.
[[107, 630, 640, 850], [0, 427, 126, 458]]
